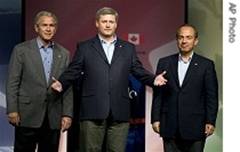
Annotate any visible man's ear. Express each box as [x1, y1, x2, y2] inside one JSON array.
[[194, 38, 199, 46], [95, 20, 99, 28], [34, 24, 38, 33]]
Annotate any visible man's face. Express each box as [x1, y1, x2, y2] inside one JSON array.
[[34, 16, 57, 43], [96, 14, 117, 39], [177, 26, 198, 54]]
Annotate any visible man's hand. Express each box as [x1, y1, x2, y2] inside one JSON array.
[[152, 121, 160, 133], [154, 71, 167, 86], [61, 116, 72, 132], [8, 112, 20, 126], [205, 123, 215, 137], [51, 77, 63, 92]]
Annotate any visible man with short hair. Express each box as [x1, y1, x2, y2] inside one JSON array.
[[6, 11, 72, 152], [151, 24, 219, 152], [51, 7, 167, 152]]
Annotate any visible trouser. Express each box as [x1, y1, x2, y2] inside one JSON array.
[[163, 137, 205, 152], [14, 116, 60, 152], [79, 116, 129, 152]]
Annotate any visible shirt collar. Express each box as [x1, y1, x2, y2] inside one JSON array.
[[178, 51, 194, 63], [98, 34, 117, 44], [36, 37, 55, 49]]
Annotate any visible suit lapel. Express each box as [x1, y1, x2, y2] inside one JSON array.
[[111, 39, 123, 64], [30, 39, 48, 86], [49, 45, 62, 85], [170, 54, 180, 87], [181, 53, 198, 88], [91, 36, 109, 64]]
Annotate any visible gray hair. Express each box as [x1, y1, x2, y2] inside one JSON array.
[[34, 10, 58, 25]]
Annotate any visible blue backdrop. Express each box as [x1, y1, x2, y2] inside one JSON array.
[[0, 0, 22, 151]]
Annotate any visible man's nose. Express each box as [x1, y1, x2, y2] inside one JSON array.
[[46, 26, 51, 31], [182, 38, 187, 43], [106, 22, 111, 27]]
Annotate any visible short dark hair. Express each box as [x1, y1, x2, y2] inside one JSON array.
[[96, 7, 119, 22], [176, 24, 198, 38]]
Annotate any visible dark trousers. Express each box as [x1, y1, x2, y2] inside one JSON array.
[[163, 138, 205, 152], [14, 116, 60, 152], [79, 116, 129, 152]]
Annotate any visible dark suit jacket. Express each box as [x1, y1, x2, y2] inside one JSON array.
[[59, 36, 155, 121], [151, 53, 218, 140], [6, 38, 73, 129]]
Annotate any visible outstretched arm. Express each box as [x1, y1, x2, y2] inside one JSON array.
[[154, 71, 167, 86], [51, 77, 63, 92]]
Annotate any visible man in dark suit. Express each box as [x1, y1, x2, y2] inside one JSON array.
[[151, 24, 218, 152], [6, 11, 72, 152], [51, 7, 166, 152]]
